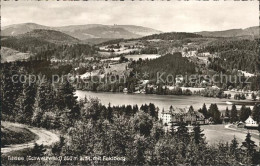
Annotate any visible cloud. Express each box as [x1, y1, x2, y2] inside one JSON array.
[[1, 1, 259, 32]]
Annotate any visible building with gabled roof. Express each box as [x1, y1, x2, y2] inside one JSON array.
[[245, 116, 258, 128], [160, 105, 205, 126]]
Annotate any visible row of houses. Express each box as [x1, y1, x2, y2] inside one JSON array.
[[160, 106, 259, 129]]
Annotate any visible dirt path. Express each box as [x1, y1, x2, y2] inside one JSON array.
[[1, 122, 60, 154]]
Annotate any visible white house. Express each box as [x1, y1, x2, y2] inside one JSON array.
[[160, 109, 172, 126], [245, 116, 258, 128]]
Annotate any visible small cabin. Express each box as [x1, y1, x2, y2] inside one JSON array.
[[237, 121, 245, 128]]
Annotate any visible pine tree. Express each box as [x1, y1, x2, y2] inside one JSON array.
[[45, 82, 56, 110], [38, 82, 49, 110], [22, 82, 36, 124], [57, 79, 79, 118], [230, 104, 238, 123], [225, 107, 230, 118], [201, 103, 208, 118], [107, 103, 113, 122], [133, 105, 139, 115], [176, 122, 190, 144], [149, 103, 157, 119], [31, 143, 46, 157], [1, 66, 17, 119], [208, 104, 221, 124], [251, 93, 256, 101], [224, 107, 230, 123], [31, 89, 44, 127], [193, 124, 205, 145], [230, 136, 239, 154], [241, 133, 257, 157], [14, 93, 25, 123], [240, 105, 251, 122], [252, 104, 260, 122]]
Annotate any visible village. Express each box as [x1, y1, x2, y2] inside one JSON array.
[[160, 104, 259, 132]]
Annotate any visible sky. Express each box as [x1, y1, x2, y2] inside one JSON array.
[[1, 1, 259, 32]]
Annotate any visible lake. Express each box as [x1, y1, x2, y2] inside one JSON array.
[[75, 90, 251, 111]]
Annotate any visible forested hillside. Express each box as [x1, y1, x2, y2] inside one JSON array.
[[141, 32, 202, 40], [1, 34, 96, 60], [132, 52, 196, 81], [199, 39, 259, 73], [19, 29, 80, 44], [197, 26, 259, 38], [1, 36, 54, 53], [199, 39, 258, 53], [36, 44, 96, 60]]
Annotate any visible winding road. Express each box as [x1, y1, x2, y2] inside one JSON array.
[[1, 122, 60, 154]]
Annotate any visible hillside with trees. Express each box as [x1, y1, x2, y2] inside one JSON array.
[[19, 29, 80, 44], [140, 32, 203, 40], [199, 39, 259, 73], [1, 36, 96, 60], [197, 26, 259, 38], [132, 52, 196, 81]]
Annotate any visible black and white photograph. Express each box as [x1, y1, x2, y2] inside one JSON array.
[[1, 0, 260, 165]]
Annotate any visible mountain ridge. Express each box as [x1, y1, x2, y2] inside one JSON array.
[[2, 23, 162, 40], [18, 29, 80, 44], [196, 26, 259, 38]]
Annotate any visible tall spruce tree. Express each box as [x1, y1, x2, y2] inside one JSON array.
[[176, 122, 190, 144], [252, 104, 260, 122], [225, 107, 230, 118], [201, 103, 208, 118], [193, 124, 205, 145], [230, 136, 239, 155], [57, 79, 80, 118], [230, 104, 238, 123], [240, 105, 251, 122], [208, 104, 221, 124], [1, 66, 17, 119], [241, 133, 257, 161], [31, 88, 44, 127], [22, 82, 37, 124]]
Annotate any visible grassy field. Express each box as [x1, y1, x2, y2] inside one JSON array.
[[201, 124, 259, 147], [1, 122, 38, 147], [1, 47, 31, 62]]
